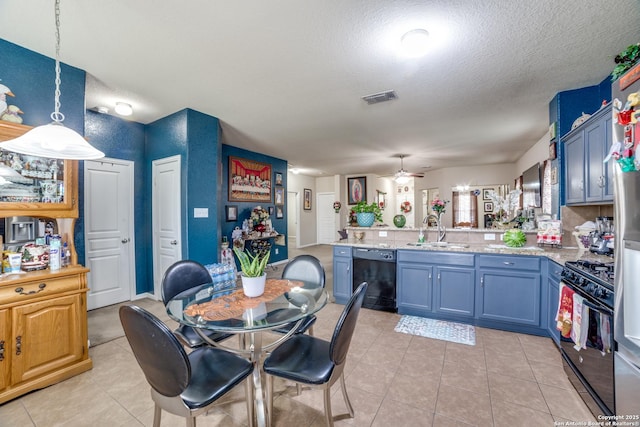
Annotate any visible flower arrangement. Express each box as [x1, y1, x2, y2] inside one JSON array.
[[431, 198, 448, 215], [485, 189, 522, 224], [348, 208, 357, 225], [353, 201, 383, 223], [333, 201, 341, 212], [400, 200, 412, 213], [250, 206, 269, 226]]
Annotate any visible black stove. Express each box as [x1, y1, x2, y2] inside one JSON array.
[[562, 260, 614, 309]]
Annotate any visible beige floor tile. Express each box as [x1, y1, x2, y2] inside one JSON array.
[[371, 396, 434, 426], [432, 413, 477, 427], [528, 360, 575, 390], [435, 384, 493, 426], [396, 348, 444, 378], [487, 372, 549, 413], [539, 383, 598, 422], [441, 359, 489, 394], [385, 370, 440, 411], [0, 400, 35, 427], [345, 360, 397, 397], [491, 399, 555, 427], [485, 352, 536, 381]]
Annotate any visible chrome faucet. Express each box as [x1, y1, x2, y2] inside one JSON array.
[[423, 214, 446, 242]]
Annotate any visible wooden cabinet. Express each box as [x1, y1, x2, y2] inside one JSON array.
[[562, 104, 614, 205], [397, 250, 475, 319], [476, 254, 541, 328], [0, 267, 92, 404], [332, 246, 352, 304]]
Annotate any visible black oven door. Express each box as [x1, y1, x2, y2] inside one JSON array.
[[559, 282, 614, 417]]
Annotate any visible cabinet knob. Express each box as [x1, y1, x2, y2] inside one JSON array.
[[598, 176, 606, 188], [170, 240, 178, 245], [0, 340, 4, 361]]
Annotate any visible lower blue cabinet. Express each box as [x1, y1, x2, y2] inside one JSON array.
[[333, 246, 352, 304], [435, 266, 475, 317]]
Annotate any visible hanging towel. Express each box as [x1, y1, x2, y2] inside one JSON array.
[[556, 283, 575, 338], [571, 294, 586, 350]]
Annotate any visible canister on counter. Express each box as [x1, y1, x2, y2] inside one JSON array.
[[49, 235, 61, 271]]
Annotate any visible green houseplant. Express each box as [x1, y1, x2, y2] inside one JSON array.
[[233, 247, 270, 297], [353, 201, 383, 227]]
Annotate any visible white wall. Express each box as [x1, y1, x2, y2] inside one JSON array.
[[287, 172, 317, 247], [516, 130, 551, 175]]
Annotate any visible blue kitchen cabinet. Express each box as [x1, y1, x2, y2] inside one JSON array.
[[332, 246, 352, 305], [563, 104, 613, 205], [476, 255, 541, 329], [547, 259, 563, 346], [397, 250, 474, 319]]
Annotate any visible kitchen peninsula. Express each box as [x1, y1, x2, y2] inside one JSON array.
[[333, 225, 612, 345]]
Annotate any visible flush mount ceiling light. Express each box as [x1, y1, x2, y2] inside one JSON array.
[[114, 102, 133, 116], [0, 0, 104, 160], [400, 28, 430, 58]]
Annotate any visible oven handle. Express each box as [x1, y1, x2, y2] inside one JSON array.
[[560, 280, 613, 315]]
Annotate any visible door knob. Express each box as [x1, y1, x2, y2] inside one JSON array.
[[121, 238, 130, 244], [170, 240, 178, 245]]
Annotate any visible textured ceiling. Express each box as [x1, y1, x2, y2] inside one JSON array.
[[1, 0, 639, 177]]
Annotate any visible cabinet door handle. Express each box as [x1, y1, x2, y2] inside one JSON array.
[[0, 340, 4, 361], [15, 336, 21, 355], [121, 238, 130, 244], [170, 240, 178, 245], [437, 273, 441, 282], [15, 283, 46, 295], [428, 272, 432, 280], [480, 277, 484, 287], [598, 176, 606, 188], [503, 261, 514, 266]]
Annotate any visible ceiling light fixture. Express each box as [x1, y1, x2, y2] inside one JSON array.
[[0, 0, 104, 160], [400, 28, 430, 58], [114, 102, 133, 116], [395, 174, 410, 185]]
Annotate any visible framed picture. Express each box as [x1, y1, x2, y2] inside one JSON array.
[[228, 156, 272, 202], [303, 188, 312, 210], [276, 206, 284, 219], [347, 176, 366, 205], [549, 141, 557, 160], [377, 190, 386, 210], [268, 206, 274, 215], [482, 188, 492, 200], [484, 202, 494, 212], [275, 172, 283, 186], [226, 205, 238, 221], [274, 186, 285, 205]]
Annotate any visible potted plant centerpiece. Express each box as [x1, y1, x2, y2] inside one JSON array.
[[233, 247, 270, 297], [353, 201, 383, 227]]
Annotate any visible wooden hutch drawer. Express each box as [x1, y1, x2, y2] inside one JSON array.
[[0, 274, 84, 306]]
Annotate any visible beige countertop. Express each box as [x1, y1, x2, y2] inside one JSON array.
[[332, 239, 613, 266]]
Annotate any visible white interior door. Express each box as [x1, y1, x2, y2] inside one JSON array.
[[84, 159, 135, 310], [317, 192, 336, 244], [287, 191, 298, 248], [152, 155, 182, 298]]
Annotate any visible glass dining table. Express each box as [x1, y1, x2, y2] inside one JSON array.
[[166, 278, 329, 427]]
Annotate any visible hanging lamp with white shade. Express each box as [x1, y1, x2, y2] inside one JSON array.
[[0, 0, 104, 160]]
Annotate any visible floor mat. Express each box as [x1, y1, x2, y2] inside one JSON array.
[[394, 315, 476, 346]]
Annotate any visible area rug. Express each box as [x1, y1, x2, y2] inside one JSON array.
[[394, 315, 476, 346]]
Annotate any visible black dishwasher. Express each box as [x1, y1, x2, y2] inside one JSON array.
[[352, 248, 396, 312]]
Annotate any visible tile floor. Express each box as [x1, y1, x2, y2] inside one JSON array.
[[0, 245, 597, 426]]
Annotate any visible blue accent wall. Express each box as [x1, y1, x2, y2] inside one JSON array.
[[221, 145, 288, 264], [0, 39, 85, 133], [83, 111, 147, 293]]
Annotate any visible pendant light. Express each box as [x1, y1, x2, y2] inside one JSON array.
[[0, 0, 104, 160]]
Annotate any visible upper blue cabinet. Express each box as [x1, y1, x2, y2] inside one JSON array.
[[562, 104, 614, 205]]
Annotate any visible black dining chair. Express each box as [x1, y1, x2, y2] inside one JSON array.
[[263, 282, 368, 427], [161, 260, 232, 348], [119, 305, 254, 427], [271, 254, 326, 336]]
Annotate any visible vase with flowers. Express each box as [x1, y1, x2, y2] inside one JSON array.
[[250, 206, 270, 234], [353, 201, 382, 227], [428, 198, 449, 242]]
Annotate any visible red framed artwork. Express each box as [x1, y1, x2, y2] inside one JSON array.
[[228, 157, 272, 202]]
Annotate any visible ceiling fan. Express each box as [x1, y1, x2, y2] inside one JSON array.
[[385, 154, 424, 184]]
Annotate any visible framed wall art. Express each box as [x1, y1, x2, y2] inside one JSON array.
[[276, 206, 284, 219], [228, 156, 272, 202], [226, 205, 238, 221], [484, 202, 494, 212], [347, 176, 366, 205], [275, 172, 283, 186], [482, 188, 492, 200], [303, 188, 312, 210], [268, 206, 274, 215], [274, 186, 285, 205], [549, 141, 557, 160]]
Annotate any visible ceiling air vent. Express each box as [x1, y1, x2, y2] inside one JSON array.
[[362, 90, 398, 105]]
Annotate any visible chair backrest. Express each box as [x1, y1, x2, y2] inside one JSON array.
[[161, 260, 212, 305], [281, 255, 326, 288], [119, 305, 191, 397], [330, 282, 368, 365]]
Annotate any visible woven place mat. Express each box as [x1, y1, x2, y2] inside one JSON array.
[[184, 279, 301, 321]]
